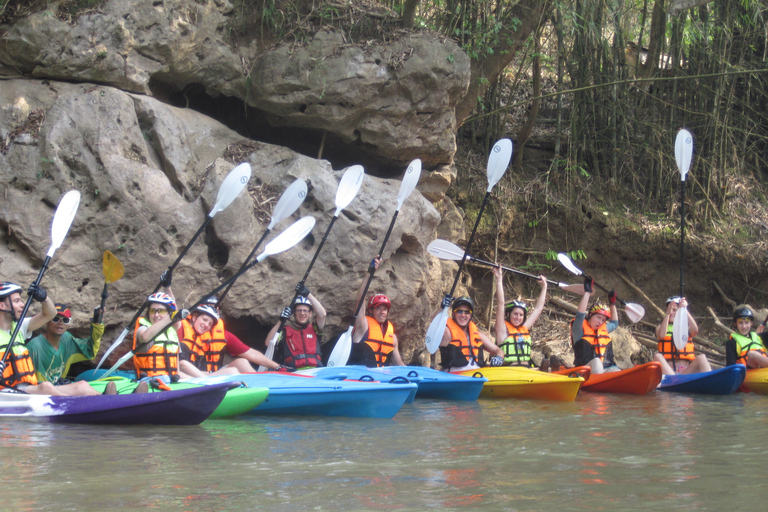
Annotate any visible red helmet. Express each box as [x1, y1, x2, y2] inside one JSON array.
[[368, 294, 391, 310], [589, 302, 611, 319]]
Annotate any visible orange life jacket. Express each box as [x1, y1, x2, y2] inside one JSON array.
[[570, 318, 611, 362], [447, 318, 483, 366], [132, 317, 179, 378], [731, 332, 767, 368], [363, 316, 395, 367], [500, 320, 533, 367], [0, 322, 38, 389], [281, 322, 321, 368], [180, 318, 227, 372], [657, 323, 695, 361]]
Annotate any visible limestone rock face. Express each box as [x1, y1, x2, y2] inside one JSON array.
[[0, 0, 470, 167], [0, 80, 442, 366]]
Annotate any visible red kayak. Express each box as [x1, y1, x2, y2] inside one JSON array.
[[579, 362, 662, 395], [552, 366, 592, 387]]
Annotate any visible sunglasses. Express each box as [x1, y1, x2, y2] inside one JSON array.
[[454, 309, 472, 316], [51, 316, 71, 324], [148, 308, 169, 316]]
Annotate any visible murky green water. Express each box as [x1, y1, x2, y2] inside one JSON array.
[[4, 391, 768, 511]]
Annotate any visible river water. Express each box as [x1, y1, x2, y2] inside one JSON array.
[[4, 391, 768, 511]]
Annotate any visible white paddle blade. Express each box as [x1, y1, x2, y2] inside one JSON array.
[[673, 305, 690, 350], [100, 350, 133, 380], [396, 159, 422, 210], [334, 165, 365, 215], [624, 302, 645, 324], [427, 239, 465, 261], [258, 332, 280, 372], [557, 253, 583, 276], [209, 162, 252, 217], [425, 307, 450, 354], [674, 129, 693, 182], [268, 179, 307, 230], [95, 328, 129, 370], [559, 283, 587, 295], [486, 139, 513, 192], [327, 326, 354, 367], [257, 216, 316, 262], [48, 190, 81, 257]]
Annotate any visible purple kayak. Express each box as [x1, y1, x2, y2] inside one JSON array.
[[0, 382, 237, 425]]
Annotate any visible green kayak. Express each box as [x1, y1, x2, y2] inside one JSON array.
[[88, 378, 268, 419]]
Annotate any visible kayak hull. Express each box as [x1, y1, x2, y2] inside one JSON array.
[[658, 365, 746, 395], [551, 365, 592, 386], [740, 367, 768, 394], [297, 366, 419, 403], [455, 367, 582, 401], [0, 382, 236, 425], [580, 362, 662, 395], [189, 373, 414, 419]]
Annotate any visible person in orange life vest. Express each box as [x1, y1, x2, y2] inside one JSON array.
[[0, 282, 99, 395], [199, 296, 280, 371], [570, 276, 619, 374], [439, 295, 504, 372], [492, 265, 548, 368], [133, 286, 194, 380], [653, 296, 711, 375], [725, 307, 768, 368], [266, 284, 327, 369], [349, 256, 405, 367]]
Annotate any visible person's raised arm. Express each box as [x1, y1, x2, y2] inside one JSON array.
[[353, 257, 380, 335], [27, 294, 56, 333], [524, 275, 548, 329], [656, 304, 672, 340], [493, 265, 507, 344], [307, 293, 326, 330]]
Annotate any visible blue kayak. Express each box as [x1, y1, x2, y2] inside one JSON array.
[[302, 365, 486, 401], [297, 366, 419, 403], [657, 365, 746, 395], [187, 373, 416, 419]]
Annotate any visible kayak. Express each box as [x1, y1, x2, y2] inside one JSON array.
[[76, 369, 136, 381], [580, 362, 662, 394], [188, 372, 416, 419], [298, 365, 487, 401], [87, 378, 270, 419], [552, 365, 592, 386], [0, 381, 237, 425], [657, 365, 746, 395], [455, 367, 583, 401], [740, 367, 768, 394]]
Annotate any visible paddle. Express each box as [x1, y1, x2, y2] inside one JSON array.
[[95, 162, 252, 370], [327, 159, 423, 368], [556, 253, 646, 323], [1, 190, 81, 365], [673, 128, 694, 350], [99, 215, 317, 380], [425, 139, 512, 354], [93, 251, 125, 324], [259, 165, 365, 371], [217, 178, 308, 304]]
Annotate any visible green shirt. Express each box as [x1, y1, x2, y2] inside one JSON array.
[[26, 324, 103, 383]]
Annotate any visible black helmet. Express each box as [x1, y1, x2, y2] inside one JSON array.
[[452, 296, 475, 314], [733, 307, 754, 323]]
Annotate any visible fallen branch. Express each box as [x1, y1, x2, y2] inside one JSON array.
[[707, 306, 735, 336], [615, 271, 665, 319], [712, 280, 738, 309]]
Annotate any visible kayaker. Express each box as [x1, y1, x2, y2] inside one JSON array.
[[653, 296, 711, 375], [0, 282, 101, 395], [27, 303, 104, 384], [725, 306, 768, 368], [492, 265, 551, 369], [266, 284, 327, 369], [439, 295, 504, 372], [570, 276, 619, 374], [133, 288, 193, 383], [179, 300, 281, 376], [348, 256, 405, 367]]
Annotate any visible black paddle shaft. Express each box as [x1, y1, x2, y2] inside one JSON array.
[[447, 192, 492, 297], [2, 256, 51, 364], [679, 179, 686, 298], [467, 256, 560, 287], [351, 210, 400, 320]]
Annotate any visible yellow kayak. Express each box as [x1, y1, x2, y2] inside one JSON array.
[[455, 367, 583, 401], [741, 368, 768, 394]]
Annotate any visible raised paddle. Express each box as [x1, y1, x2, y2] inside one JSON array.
[[217, 178, 308, 304], [2, 190, 80, 365], [327, 159, 423, 368], [259, 165, 365, 370], [99, 215, 317, 380], [96, 162, 252, 370], [556, 253, 646, 323], [93, 250, 125, 324], [673, 128, 694, 350], [425, 139, 512, 354]]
